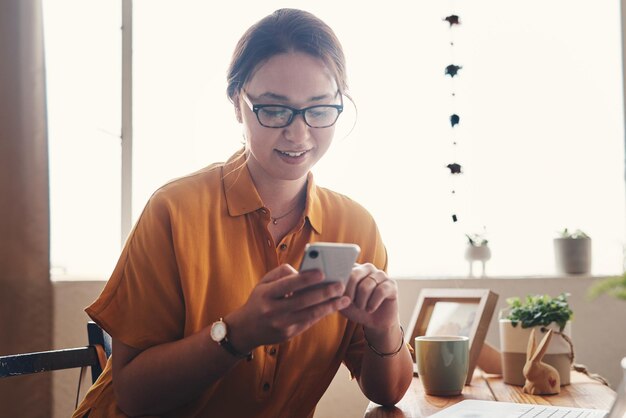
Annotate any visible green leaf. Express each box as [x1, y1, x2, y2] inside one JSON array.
[[588, 274, 626, 301], [504, 292, 572, 329]]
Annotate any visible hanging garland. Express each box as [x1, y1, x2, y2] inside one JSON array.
[[443, 11, 491, 273], [444, 13, 462, 223]]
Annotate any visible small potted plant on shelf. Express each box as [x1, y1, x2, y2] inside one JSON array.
[[465, 232, 491, 277], [499, 293, 574, 386], [554, 228, 591, 275]]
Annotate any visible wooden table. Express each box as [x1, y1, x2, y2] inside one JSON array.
[[364, 370, 616, 417]]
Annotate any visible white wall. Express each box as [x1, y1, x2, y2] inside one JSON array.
[[53, 276, 626, 418], [52, 280, 105, 418]]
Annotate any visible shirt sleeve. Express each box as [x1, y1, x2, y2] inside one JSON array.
[[85, 189, 185, 349]]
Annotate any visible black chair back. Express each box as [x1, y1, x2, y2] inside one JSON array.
[[0, 321, 111, 384]]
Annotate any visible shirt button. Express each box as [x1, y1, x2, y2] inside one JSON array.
[[269, 347, 277, 356], [263, 382, 271, 391], [279, 244, 287, 251]]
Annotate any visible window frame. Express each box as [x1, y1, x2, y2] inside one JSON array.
[[99, 1, 626, 278]]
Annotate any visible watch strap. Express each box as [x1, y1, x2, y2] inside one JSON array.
[[215, 318, 253, 361], [220, 336, 253, 361]]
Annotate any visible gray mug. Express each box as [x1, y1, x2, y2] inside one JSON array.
[[415, 335, 469, 396]]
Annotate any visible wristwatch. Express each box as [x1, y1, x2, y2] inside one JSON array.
[[210, 318, 253, 361]]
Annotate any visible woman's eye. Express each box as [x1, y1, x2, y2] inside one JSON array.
[[261, 107, 290, 118], [308, 108, 330, 118]]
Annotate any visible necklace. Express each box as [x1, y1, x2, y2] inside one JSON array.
[[270, 201, 301, 225]]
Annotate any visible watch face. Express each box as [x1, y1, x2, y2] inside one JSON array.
[[210, 321, 227, 342]]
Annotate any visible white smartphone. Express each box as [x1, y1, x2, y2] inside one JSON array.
[[299, 242, 361, 285]]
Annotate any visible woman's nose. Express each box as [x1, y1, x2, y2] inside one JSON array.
[[284, 113, 310, 142]]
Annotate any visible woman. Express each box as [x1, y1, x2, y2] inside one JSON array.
[[73, 8, 412, 418]]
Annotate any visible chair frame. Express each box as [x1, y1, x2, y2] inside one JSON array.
[[0, 321, 110, 384]]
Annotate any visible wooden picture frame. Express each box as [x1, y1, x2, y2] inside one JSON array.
[[406, 288, 498, 384]]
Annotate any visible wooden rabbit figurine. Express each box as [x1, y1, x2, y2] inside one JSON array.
[[522, 328, 561, 395]]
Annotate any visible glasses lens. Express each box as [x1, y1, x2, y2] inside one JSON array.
[[257, 106, 293, 128], [304, 106, 341, 128]]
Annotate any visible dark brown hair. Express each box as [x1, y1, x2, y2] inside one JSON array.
[[226, 8, 348, 102]]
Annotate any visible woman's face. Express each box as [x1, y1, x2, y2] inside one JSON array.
[[238, 52, 340, 184]]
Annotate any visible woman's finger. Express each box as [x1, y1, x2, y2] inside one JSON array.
[[287, 296, 351, 330], [365, 279, 398, 313], [268, 269, 325, 299], [344, 263, 376, 300], [260, 264, 298, 283], [280, 281, 345, 311], [353, 274, 379, 310]]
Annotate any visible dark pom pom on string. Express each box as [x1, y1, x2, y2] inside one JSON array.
[[445, 64, 462, 77], [444, 15, 460, 26], [446, 163, 462, 174]]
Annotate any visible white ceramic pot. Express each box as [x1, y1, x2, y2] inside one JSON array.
[[499, 319, 572, 386], [465, 245, 491, 277], [465, 245, 491, 262], [553, 237, 591, 275]]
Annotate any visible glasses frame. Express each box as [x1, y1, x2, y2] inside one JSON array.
[[241, 91, 344, 129]]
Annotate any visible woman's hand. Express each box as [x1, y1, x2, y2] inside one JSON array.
[[339, 263, 399, 330], [340, 264, 412, 406], [226, 264, 351, 354], [112, 264, 349, 416]]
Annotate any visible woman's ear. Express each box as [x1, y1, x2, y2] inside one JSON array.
[[233, 93, 243, 123]]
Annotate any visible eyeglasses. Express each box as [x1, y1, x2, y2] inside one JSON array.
[[241, 91, 343, 128]]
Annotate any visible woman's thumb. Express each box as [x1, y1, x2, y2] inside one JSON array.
[[261, 264, 298, 283]]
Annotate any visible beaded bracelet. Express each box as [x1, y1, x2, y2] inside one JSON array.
[[364, 326, 405, 358]]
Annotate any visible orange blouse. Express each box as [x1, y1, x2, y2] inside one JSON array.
[[72, 149, 388, 418]]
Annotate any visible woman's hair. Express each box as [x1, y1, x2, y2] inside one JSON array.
[[226, 8, 348, 102]]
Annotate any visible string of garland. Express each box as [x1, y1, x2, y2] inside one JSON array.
[[444, 12, 462, 223]]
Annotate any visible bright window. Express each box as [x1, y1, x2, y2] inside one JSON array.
[[46, 0, 626, 279], [45, 0, 121, 278]]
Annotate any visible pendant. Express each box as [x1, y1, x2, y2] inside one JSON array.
[[272, 219, 278, 225]]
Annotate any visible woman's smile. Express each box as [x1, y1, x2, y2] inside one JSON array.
[[275, 148, 311, 164]]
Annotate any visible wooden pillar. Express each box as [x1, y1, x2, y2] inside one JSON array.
[[0, 0, 53, 416]]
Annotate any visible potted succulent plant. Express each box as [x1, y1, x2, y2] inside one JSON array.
[[499, 293, 574, 386], [465, 232, 491, 277], [554, 228, 591, 275]]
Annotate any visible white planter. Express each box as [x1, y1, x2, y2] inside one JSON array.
[[465, 245, 491, 277], [554, 237, 591, 275], [499, 319, 572, 386]]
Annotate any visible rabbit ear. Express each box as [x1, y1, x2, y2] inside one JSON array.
[[526, 328, 537, 362], [531, 329, 553, 363]]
